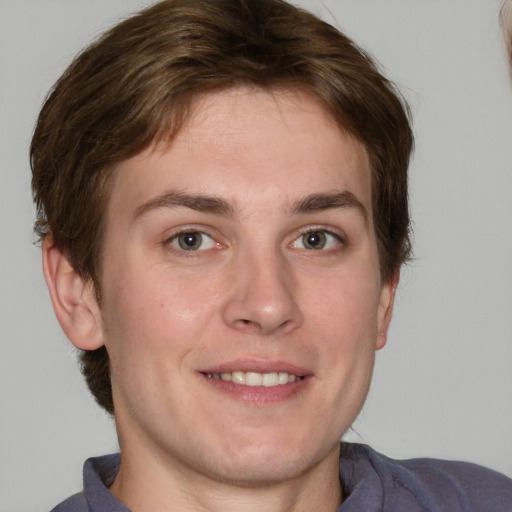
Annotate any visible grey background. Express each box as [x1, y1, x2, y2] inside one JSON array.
[[1, 1, 511, 510]]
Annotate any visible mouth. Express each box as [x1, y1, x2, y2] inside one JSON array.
[[198, 361, 311, 403], [202, 371, 304, 387]]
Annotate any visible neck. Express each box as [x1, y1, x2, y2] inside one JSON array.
[[110, 443, 342, 512]]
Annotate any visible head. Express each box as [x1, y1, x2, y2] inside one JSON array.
[[31, 0, 413, 418]]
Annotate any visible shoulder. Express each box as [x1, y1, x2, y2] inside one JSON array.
[[49, 453, 123, 512], [340, 443, 512, 512], [50, 492, 88, 512]]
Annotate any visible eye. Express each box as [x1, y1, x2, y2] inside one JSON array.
[[291, 230, 342, 251], [169, 231, 216, 251]]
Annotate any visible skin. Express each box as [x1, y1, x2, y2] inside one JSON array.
[[44, 87, 396, 512]]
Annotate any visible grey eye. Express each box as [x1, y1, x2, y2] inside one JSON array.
[[172, 231, 215, 251], [291, 230, 341, 251], [302, 231, 327, 250]]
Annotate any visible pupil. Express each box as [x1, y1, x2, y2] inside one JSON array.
[[179, 232, 202, 250], [304, 232, 325, 249]]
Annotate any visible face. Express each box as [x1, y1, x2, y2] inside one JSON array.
[[98, 87, 394, 485]]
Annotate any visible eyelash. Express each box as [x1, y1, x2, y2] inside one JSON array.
[[163, 226, 345, 257], [163, 228, 220, 257], [292, 228, 345, 252]]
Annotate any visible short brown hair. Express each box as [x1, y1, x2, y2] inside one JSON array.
[[31, 0, 414, 414]]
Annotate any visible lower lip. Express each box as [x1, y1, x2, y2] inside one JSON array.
[[200, 374, 310, 404]]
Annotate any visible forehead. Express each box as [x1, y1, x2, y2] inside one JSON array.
[[107, 87, 372, 221]]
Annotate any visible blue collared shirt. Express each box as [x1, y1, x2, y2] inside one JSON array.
[[51, 443, 512, 512]]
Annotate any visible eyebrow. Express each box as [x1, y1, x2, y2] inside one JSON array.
[[133, 191, 235, 220], [133, 189, 368, 224], [290, 191, 368, 224]]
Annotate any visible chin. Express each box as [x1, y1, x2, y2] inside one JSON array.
[[197, 434, 338, 486]]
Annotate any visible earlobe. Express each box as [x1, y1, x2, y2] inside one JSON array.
[[42, 236, 104, 351], [375, 270, 399, 351]]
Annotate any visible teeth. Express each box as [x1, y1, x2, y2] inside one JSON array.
[[279, 372, 290, 384], [205, 371, 301, 387], [232, 371, 244, 384], [246, 372, 263, 386], [262, 373, 277, 387]]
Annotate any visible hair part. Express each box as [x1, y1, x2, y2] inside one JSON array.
[[31, 0, 414, 414]]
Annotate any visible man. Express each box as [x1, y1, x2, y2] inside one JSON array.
[[31, 0, 512, 511]]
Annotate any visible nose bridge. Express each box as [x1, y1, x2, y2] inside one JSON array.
[[222, 242, 303, 334]]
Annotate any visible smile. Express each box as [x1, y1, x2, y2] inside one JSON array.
[[203, 371, 302, 386]]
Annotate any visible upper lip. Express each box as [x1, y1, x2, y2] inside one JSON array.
[[198, 360, 311, 377]]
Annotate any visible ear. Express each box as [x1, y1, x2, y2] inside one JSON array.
[[375, 269, 399, 351], [42, 235, 104, 350]]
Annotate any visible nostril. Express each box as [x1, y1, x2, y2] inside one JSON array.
[[233, 318, 261, 332], [238, 319, 258, 329]]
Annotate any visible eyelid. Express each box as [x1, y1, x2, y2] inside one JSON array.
[[172, 231, 215, 250], [290, 226, 345, 250], [162, 226, 223, 255]]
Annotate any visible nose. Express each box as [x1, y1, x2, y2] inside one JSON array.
[[222, 251, 303, 335]]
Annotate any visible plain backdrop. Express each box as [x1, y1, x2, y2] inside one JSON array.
[[1, 1, 511, 510]]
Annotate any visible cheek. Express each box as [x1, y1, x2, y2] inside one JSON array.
[[308, 269, 382, 339], [101, 262, 221, 360], [306, 267, 382, 392], [100, 270, 210, 406]]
